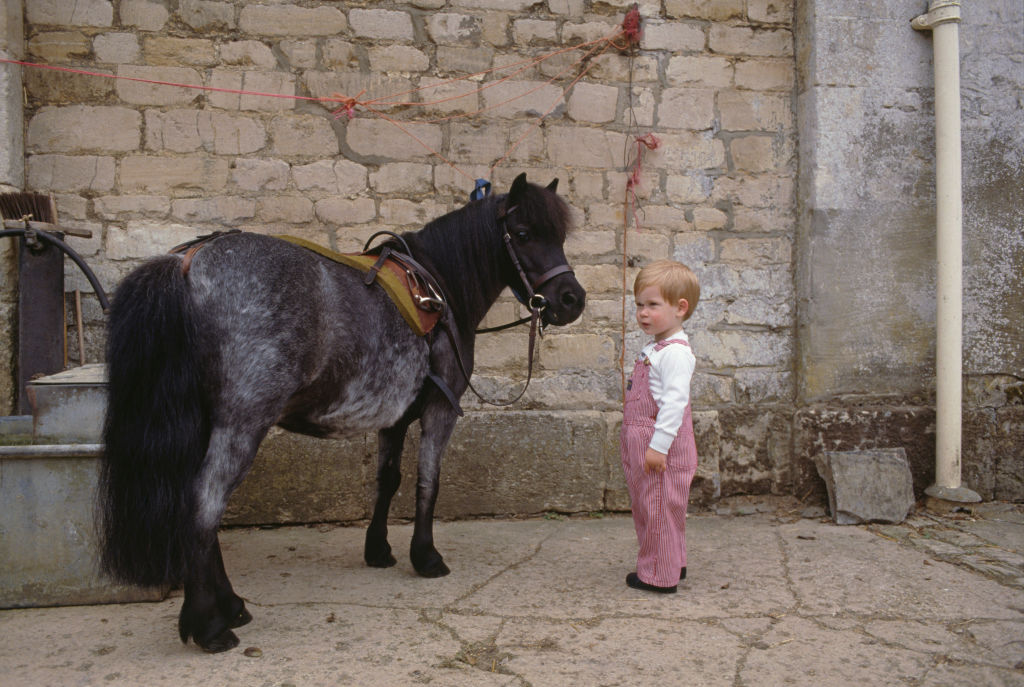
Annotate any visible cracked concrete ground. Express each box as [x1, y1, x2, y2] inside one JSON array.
[[1, 503, 1023, 686]]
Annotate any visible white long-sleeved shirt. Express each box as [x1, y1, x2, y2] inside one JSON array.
[[640, 332, 695, 454]]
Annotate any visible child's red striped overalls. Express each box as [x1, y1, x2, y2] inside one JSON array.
[[621, 338, 699, 587]]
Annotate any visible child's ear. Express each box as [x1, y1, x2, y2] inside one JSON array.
[[677, 298, 689, 318]]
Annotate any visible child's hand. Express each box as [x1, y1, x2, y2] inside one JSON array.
[[644, 448, 667, 474]]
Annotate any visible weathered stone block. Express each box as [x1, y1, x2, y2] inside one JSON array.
[[719, 91, 792, 132], [369, 162, 432, 194], [349, 8, 414, 41], [26, 0, 112, 27], [380, 199, 448, 227], [171, 196, 256, 225], [256, 195, 313, 224], [23, 66, 115, 104], [94, 194, 170, 220], [481, 80, 564, 119], [710, 26, 792, 57], [207, 70, 296, 112], [115, 66, 202, 106], [106, 221, 201, 259], [279, 40, 318, 70], [648, 132, 726, 171], [666, 0, 744, 20], [121, 0, 168, 31], [92, 33, 140, 63], [224, 430, 372, 525], [143, 37, 216, 67], [392, 411, 610, 518], [642, 20, 706, 52], [814, 449, 914, 525], [416, 77, 480, 116], [119, 155, 229, 193], [512, 19, 557, 44], [368, 45, 429, 73], [567, 83, 618, 124], [427, 13, 480, 44], [748, 0, 793, 23], [220, 40, 277, 69], [269, 115, 339, 158], [346, 119, 441, 160], [548, 126, 627, 168], [314, 197, 377, 226], [239, 5, 347, 37], [231, 158, 289, 192], [27, 154, 115, 192], [717, 406, 792, 496], [666, 56, 733, 88], [792, 406, 936, 503], [540, 333, 617, 371], [659, 87, 715, 130], [179, 0, 235, 31], [735, 60, 795, 91], [28, 106, 140, 153], [719, 237, 791, 265], [731, 135, 778, 173], [28, 31, 90, 62]]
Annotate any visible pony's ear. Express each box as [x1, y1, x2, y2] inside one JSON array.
[[509, 172, 528, 202], [546, 178, 559, 192]]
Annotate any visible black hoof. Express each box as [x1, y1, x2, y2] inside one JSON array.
[[197, 628, 240, 654], [230, 606, 253, 629], [365, 546, 397, 568], [413, 553, 450, 578]]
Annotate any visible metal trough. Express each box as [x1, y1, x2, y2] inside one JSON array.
[[0, 364, 168, 608]]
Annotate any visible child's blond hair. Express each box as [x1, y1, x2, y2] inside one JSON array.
[[634, 260, 700, 321]]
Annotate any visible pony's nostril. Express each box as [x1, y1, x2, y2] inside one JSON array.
[[561, 291, 578, 307]]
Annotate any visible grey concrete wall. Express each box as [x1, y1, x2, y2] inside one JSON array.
[[795, 0, 1023, 500]]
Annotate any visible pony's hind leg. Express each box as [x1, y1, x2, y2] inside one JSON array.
[[179, 425, 263, 653], [365, 421, 410, 568]]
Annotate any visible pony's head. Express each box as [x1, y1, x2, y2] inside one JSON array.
[[499, 173, 586, 327]]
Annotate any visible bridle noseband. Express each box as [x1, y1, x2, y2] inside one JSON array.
[[481, 201, 574, 334]]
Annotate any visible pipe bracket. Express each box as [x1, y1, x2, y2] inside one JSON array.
[[912, 0, 961, 31]]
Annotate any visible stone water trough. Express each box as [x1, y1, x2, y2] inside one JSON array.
[[0, 364, 167, 608]]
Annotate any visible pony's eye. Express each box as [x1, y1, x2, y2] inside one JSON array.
[[515, 228, 531, 243]]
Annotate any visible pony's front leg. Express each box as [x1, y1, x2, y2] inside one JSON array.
[[410, 406, 457, 578], [365, 422, 409, 568]]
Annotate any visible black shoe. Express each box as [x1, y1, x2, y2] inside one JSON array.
[[680, 567, 686, 580], [626, 572, 677, 594]]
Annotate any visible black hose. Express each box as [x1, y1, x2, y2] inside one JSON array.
[[0, 228, 111, 312]]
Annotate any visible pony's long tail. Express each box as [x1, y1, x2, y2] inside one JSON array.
[[99, 256, 213, 587]]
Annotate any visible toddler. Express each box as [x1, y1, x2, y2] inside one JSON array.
[[621, 259, 700, 593]]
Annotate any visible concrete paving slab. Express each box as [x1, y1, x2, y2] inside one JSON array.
[[1, 507, 1022, 686]]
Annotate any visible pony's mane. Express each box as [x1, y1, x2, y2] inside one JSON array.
[[405, 180, 573, 324]]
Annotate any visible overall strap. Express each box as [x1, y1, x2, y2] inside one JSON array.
[[653, 337, 690, 352]]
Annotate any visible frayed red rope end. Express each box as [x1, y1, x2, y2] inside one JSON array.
[[621, 5, 642, 45]]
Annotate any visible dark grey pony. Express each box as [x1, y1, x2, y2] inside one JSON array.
[[99, 173, 585, 653]]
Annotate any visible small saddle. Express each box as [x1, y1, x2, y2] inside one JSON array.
[[275, 235, 443, 336], [170, 230, 443, 337]]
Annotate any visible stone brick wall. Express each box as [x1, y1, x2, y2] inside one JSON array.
[[6, 0, 1018, 520], [4, 0, 798, 520]]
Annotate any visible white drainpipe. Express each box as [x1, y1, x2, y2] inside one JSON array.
[[912, 0, 979, 505]]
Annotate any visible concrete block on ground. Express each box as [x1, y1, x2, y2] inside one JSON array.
[[814, 448, 915, 525]]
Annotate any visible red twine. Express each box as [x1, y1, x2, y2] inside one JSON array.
[[621, 5, 642, 45]]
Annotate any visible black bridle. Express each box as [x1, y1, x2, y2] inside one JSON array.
[[477, 202, 574, 334]]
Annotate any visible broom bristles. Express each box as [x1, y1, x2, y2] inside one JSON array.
[[0, 192, 56, 224]]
